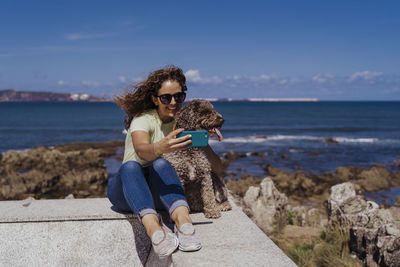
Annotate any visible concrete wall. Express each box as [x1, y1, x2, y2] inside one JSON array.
[[0, 197, 296, 266]]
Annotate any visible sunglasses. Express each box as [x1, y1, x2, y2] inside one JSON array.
[[156, 92, 186, 104]]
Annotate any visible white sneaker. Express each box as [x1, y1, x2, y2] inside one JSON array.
[[151, 224, 179, 257], [174, 223, 202, 252]]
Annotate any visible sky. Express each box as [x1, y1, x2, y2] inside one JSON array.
[[1, 0, 400, 100]]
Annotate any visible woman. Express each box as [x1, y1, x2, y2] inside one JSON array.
[[108, 66, 222, 257]]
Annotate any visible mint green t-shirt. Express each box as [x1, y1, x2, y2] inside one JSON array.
[[123, 109, 175, 167]]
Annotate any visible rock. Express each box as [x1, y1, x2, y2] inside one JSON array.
[[21, 197, 35, 207], [288, 206, 326, 228], [265, 164, 400, 207], [250, 151, 265, 159], [324, 138, 339, 144], [390, 198, 400, 222], [265, 165, 326, 202], [242, 177, 288, 234], [333, 166, 355, 183], [54, 140, 124, 158], [243, 186, 260, 209], [328, 182, 356, 216], [328, 182, 400, 267], [308, 151, 320, 156], [0, 146, 109, 200], [356, 166, 392, 192], [223, 151, 247, 161]]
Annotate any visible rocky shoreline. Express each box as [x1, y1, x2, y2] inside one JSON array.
[[1, 142, 399, 265], [221, 151, 400, 266], [0, 140, 123, 200]]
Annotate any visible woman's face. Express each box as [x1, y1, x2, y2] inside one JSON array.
[[152, 80, 183, 123]]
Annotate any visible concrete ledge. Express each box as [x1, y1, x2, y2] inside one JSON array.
[[0, 197, 135, 222], [169, 199, 296, 267], [0, 197, 295, 266]]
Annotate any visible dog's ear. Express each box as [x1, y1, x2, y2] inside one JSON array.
[[175, 100, 199, 130], [175, 104, 190, 129]]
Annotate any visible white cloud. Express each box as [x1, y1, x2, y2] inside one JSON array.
[[312, 73, 334, 83], [208, 76, 223, 84], [279, 79, 288, 85], [185, 69, 202, 82], [58, 80, 66, 86], [118, 76, 127, 83], [185, 69, 222, 84], [250, 74, 279, 82], [259, 74, 275, 80], [348, 71, 383, 82], [82, 80, 101, 87]]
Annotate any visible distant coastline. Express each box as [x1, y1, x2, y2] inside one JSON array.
[[0, 89, 319, 103], [0, 89, 108, 102], [189, 97, 319, 102]]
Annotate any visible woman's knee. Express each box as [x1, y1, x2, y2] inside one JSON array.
[[152, 158, 176, 174], [119, 161, 142, 175], [151, 158, 172, 172]]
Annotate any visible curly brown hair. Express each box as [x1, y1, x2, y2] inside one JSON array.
[[115, 65, 188, 129]]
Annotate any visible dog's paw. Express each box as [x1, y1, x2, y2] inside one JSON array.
[[218, 201, 232, 211], [204, 209, 221, 219]]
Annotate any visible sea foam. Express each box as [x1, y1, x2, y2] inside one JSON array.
[[210, 134, 394, 145]]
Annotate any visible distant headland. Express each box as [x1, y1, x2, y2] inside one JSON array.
[[190, 97, 319, 102], [0, 89, 108, 102], [0, 89, 319, 102]]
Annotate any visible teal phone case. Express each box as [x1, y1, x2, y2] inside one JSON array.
[[176, 130, 208, 147]]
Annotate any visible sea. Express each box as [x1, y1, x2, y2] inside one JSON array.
[[1, 101, 400, 204]]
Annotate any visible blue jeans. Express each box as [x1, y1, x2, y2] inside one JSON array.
[[107, 158, 189, 218]]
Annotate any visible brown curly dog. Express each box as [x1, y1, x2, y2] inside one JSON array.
[[163, 100, 232, 218]]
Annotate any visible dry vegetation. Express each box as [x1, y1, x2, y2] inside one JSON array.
[[273, 224, 362, 267]]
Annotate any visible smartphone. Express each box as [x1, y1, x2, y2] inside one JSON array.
[[176, 130, 208, 147]]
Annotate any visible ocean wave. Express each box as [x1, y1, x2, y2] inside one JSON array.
[[333, 137, 379, 143], [209, 134, 399, 144], [210, 136, 269, 144], [266, 135, 322, 141], [213, 135, 322, 143]]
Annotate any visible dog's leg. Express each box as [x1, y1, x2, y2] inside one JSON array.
[[211, 172, 228, 203], [201, 173, 221, 218], [211, 172, 232, 211], [218, 200, 232, 211]]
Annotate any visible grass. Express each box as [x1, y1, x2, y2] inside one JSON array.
[[283, 224, 362, 267], [286, 244, 314, 267], [288, 210, 295, 225]]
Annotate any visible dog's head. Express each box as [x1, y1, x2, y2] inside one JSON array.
[[175, 100, 224, 141]]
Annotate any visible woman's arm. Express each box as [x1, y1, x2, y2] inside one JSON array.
[[132, 128, 192, 161], [202, 145, 223, 176]]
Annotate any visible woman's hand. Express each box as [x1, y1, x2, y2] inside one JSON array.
[[132, 128, 192, 161], [154, 128, 192, 155]]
